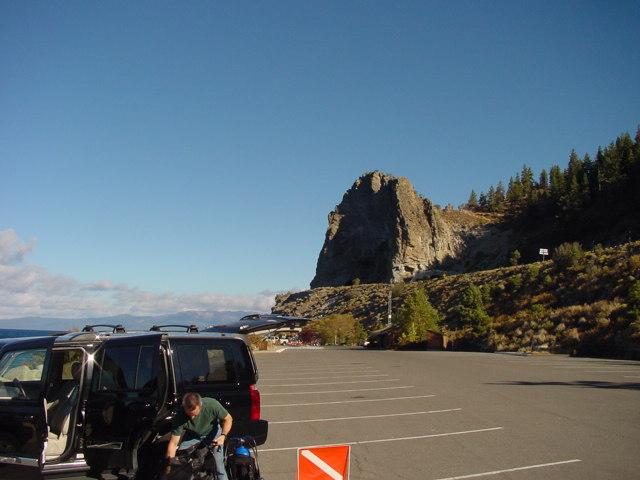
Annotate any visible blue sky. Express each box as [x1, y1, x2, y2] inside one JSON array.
[[1, 1, 639, 319]]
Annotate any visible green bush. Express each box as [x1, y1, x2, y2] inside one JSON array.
[[391, 282, 405, 298], [392, 288, 442, 344], [628, 281, 640, 318], [526, 264, 540, 282], [507, 274, 523, 292], [456, 284, 492, 336], [553, 242, 584, 269], [509, 249, 521, 266], [480, 284, 492, 304]]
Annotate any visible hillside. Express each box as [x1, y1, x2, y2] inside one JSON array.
[[274, 240, 640, 358]]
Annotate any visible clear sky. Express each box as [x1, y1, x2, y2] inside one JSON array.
[[1, 1, 639, 319]]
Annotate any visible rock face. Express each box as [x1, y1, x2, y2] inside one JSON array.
[[312, 172, 465, 287]]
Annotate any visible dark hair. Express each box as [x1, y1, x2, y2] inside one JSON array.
[[182, 392, 203, 410]]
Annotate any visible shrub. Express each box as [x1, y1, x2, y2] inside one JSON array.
[[628, 281, 640, 318], [553, 242, 584, 269], [393, 288, 442, 344], [507, 274, 523, 292], [526, 264, 540, 282], [480, 284, 492, 304], [509, 249, 521, 266], [456, 284, 492, 336], [307, 314, 365, 345], [391, 282, 405, 298]]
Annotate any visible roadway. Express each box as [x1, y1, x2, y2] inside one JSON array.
[[254, 348, 640, 479]]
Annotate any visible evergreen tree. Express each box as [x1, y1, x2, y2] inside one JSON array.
[[538, 169, 549, 191], [393, 288, 441, 344], [549, 165, 564, 202], [478, 192, 488, 211], [506, 175, 524, 207], [509, 249, 521, 266], [467, 190, 479, 210], [487, 186, 496, 212], [457, 285, 491, 335], [520, 165, 535, 201], [495, 180, 506, 211]]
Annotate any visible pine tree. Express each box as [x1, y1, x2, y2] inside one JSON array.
[[487, 186, 496, 212], [393, 289, 441, 344], [520, 165, 534, 201], [506, 175, 524, 207], [538, 169, 549, 191], [457, 285, 491, 336], [478, 192, 488, 211], [549, 165, 564, 202], [495, 180, 506, 211], [467, 190, 479, 210]]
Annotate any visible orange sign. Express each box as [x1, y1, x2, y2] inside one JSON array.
[[297, 445, 350, 480]]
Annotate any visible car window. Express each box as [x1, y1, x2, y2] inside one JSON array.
[[0, 348, 46, 399], [94, 345, 157, 392], [173, 343, 236, 386]]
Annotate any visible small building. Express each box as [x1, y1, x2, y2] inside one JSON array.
[[366, 326, 448, 350], [424, 330, 448, 350]]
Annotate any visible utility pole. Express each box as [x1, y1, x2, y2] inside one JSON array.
[[387, 282, 393, 327]]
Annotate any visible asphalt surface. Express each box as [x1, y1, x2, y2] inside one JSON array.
[[254, 348, 640, 480], [3, 348, 638, 479]]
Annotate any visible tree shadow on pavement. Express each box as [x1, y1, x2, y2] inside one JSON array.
[[487, 380, 640, 390]]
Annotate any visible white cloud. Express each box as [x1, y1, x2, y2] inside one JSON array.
[[0, 229, 275, 320], [0, 229, 36, 265]]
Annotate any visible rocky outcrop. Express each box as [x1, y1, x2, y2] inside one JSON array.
[[311, 171, 513, 287]]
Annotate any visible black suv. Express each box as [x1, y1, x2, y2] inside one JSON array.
[[0, 324, 268, 478]]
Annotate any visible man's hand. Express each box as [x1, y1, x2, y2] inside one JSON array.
[[213, 434, 226, 447]]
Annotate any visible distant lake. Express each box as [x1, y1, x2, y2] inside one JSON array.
[[0, 328, 61, 340]]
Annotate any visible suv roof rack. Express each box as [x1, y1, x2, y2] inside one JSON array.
[[149, 324, 199, 333], [82, 324, 126, 333]]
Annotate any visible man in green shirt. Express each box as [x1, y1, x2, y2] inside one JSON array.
[[166, 392, 233, 480]]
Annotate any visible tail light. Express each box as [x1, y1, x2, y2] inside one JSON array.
[[249, 384, 261, 421]]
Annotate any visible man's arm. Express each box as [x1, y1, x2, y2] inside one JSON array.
[[213, 413, 233, 446], [166, 434, 181, 458]]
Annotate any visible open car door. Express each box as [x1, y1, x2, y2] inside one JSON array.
[[84, 333, 164, 473], [0, 335, 56, 471]]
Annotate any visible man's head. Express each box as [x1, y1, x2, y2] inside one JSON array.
[[182, 392, 203, 419]]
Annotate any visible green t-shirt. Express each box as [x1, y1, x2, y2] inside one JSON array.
[[171, 397, 229, 440]]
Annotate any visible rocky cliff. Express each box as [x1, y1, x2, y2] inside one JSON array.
[[311, 171, 514, 288]]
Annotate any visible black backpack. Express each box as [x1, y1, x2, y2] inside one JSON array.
[[226, 454, 259, 480]]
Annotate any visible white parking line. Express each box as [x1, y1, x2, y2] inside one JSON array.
[[261, 365, 375, 370], [270, 408, 461, 424], [259, 427, 503, 452], [260, 370, 378, 376], [262, 379, 400, 387], [624, 375, 640, 378], [433, 459, 582, 479], [261, 374, 389, 381], [263, 394, 436, 407], [260, 385, 414, 396]]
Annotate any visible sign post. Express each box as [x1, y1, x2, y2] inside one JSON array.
[[539, 248, 548, 262], [298, 445, 350, 480]]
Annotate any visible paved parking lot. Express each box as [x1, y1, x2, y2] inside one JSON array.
[[255, 348, 640, 480], [3, 348, 638, 479]]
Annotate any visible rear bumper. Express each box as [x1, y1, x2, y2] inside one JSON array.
[[232, 419, 268, 446]]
